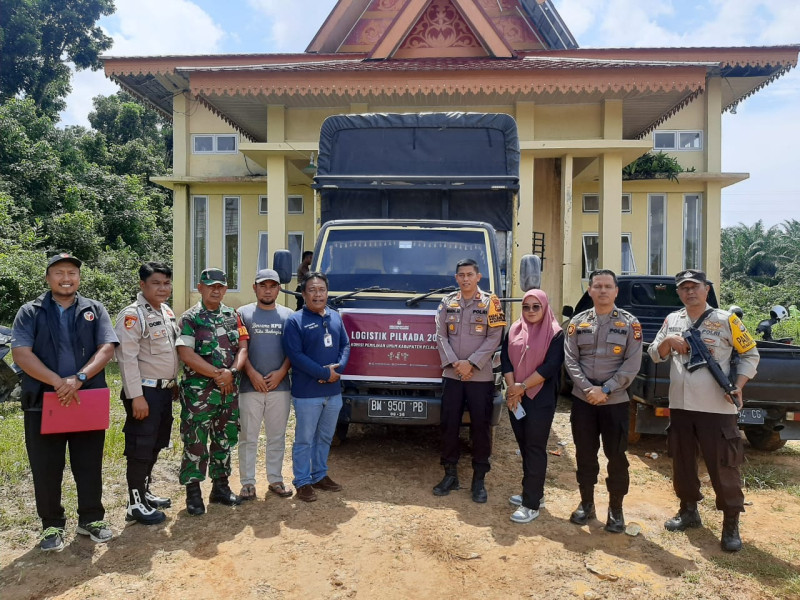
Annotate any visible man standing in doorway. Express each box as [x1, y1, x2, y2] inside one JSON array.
[[433, 258, 505, 503], [649, 269, 759, 552], [12, 253, 118, 551], [283, 272, 350, 502], [237, 269, 294, 500], [176, 268, 249, 515], [114, 262, 180, 525], [564, 269, 642, 533]]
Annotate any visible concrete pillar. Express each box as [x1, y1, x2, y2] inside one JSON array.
[[598, 153, 622, 273], [560, 154, 574, 313], [267, 105, 287, 265], [513, 102, 535, 311], [172, 93, 189, 177], [172, 184, 189, 312], [705, 76, 722, 173], [704, 182, 722, 284]]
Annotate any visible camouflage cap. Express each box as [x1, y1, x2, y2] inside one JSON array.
[[200, 268, 227, 286]]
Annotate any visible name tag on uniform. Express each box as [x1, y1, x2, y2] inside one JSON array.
[[323, 333, 333, 347]]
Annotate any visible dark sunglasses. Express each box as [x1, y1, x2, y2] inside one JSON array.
[[521, 304, 542, 312]]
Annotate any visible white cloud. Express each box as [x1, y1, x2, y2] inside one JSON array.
[[247, 0, 335, 52]]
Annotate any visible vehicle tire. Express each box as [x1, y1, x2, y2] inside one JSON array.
[[744, 427, 786, 452], [628, 400, 641, 444]]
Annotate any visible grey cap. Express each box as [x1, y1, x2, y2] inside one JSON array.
[[255, 268, 280, 284]]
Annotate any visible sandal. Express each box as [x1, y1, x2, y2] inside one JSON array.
[[268, 482, 293, 498], [239, 484, 256, 500]]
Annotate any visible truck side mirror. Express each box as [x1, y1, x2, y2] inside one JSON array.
[[272, 250, 294, 284], [562, 305, 574, 319], [519, 254, 541, 291]]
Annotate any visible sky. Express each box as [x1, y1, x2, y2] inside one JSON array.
[[60, 0, 800, 228]]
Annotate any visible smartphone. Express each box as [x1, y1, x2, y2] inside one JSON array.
[[512, 402, 526, 420]]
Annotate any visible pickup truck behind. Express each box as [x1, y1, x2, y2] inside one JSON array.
[[566, 276, 800, 451]]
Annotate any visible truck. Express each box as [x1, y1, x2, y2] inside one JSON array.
[[564, 275, 800, 451], [272, 112, 534, 435]]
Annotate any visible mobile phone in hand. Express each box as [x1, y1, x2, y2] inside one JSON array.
[[512, 402, 526, 420]]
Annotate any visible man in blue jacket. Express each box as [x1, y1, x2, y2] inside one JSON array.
[[282, 272, 350, 502], [11, 253, 118, 552]]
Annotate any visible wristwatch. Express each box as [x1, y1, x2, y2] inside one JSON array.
[[518, 381, 528, 391], [229, 368, 239, 377], [601, 384, 611, 394], [76, 372, 88, 383]]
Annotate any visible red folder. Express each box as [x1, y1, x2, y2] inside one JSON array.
[[41, 388, 111, 434]]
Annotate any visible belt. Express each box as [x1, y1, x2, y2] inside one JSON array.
[[142, 378, 176, 389]]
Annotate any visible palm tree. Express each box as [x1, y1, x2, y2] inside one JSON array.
[[720, 221, 792, 283]]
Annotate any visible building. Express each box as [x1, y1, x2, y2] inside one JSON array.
[[102, 0, 799, 312]]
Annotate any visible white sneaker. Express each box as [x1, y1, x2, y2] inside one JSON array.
[[510, 506, 540, 523], [509, 494, 545, 508]]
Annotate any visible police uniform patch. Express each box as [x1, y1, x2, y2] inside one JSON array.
[[477, 302, 486, 309], [632, 323, 642, 340], [614, 321, 626, 327], [579, 322, 591, 328], [487, 295, 506, 327], [613, 345, 622, 354], [124, 315, 138, 329], [729, 314, 756, 352], [475, 325, 484, 333], [567, 323, 576, 336], [165, 307, 174, 317], [84, 312, 95, 321], [449, 324, 455, 332]]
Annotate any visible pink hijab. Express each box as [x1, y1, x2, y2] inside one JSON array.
[[507, 289, 561, 399]]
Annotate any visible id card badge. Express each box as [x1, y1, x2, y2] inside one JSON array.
[[323, 333, 333, 347]]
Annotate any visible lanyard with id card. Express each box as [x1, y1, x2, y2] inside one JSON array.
[[323, 322, 333, 348]]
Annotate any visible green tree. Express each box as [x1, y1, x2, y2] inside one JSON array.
[[0, 0, 115, 117]]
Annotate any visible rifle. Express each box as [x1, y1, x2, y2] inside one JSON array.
[[682, 326, 742, 409]]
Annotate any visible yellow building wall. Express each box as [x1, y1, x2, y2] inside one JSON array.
[[647, 100, 707, 173], [187, 104, 264, 178], [535, 104, 603, 140]]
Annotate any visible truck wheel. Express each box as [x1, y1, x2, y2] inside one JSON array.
[[744, 427, 786, 452], [628, 401, 641, 444]]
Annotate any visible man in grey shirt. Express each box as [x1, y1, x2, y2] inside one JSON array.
[[237, 269, 294, 500]]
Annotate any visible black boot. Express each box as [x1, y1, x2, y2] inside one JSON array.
[[664, 501, 702, 532], [433, 465, 460, 496], [570, 488, 596, 525], [185, 482, 205, 516], [126, 488, 166, 525], [721, 512, 742, 552], [144, 475, 171, 509], [605, 495, 625, 533], [209, 476, 242, 506], [471, 473, 488, 504]]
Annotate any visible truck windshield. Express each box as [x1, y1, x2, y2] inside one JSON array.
[[318, 227, 491, 294]]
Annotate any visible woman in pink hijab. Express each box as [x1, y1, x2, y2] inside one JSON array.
[[501, 288, 564, 523]]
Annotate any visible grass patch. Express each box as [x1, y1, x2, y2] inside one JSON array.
[[711, 554, 800, 599], [742, 462, 792, 491]]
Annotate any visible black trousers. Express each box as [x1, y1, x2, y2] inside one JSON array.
[[122, 387, 174, 491], [570, 398, 630, 497], [440, 378, 495, 474], [509, 400, 556, 510], [24, 410, 106, 529], [667, 408, 744, 514]]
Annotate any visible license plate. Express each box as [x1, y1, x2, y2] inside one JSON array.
[[368, 398, 428, 419], [738, 408, 765, 425]]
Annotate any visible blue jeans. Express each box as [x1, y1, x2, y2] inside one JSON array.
[[292, 394, 342, 488]]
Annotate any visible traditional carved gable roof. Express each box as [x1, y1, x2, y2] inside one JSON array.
[[307, 0, 572, 57]]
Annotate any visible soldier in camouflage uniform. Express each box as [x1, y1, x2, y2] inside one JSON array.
[[176, 268, 249, 515]]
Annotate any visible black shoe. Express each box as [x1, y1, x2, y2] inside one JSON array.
[[664, 502, 702, 532], [605, 507, 625, 533], [39, 527, 65, 552], [76, 521, 113, 543], [186, 482, 205, 516], [570, 501, 596, 525], [209, 477, 242, 506], [145, 476, 171, 508], [721, 514, 742, 552], [126, 489, 166, 525], [433, 466, 459, 496], [471, 476, 488, 504]]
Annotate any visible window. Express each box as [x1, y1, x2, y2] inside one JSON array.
[[223, 196, 240, 290], [581, 233, 636, 278], [192, 134, 238, 154], [259, 195, 269, 214], [653, 130, 703, 151], [288, 232, 304, 277], [582, 193, 632, 214], [191, 196, 208, 289], [288, 195, 304, 214], [257, 232, 269, 271], [648, 194, 667, 275], [683, 194, 703, 270]]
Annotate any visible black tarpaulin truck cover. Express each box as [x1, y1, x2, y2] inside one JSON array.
[[313, 112, 519, 231]]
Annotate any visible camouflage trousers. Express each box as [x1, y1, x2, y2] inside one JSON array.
[[178, 383, 240, 485]]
